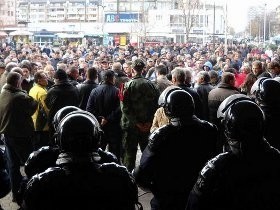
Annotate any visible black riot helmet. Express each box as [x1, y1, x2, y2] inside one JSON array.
[[53, 106, 81, 132], [251, 78, 280, 107], [164, 89, 195, 118], [223, 100, 265, 153], [217, 94, 251, 120], [56, 110, 103, 154], [158, 85, 182, 107]]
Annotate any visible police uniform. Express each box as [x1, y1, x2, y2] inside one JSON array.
[[187, 141, 280, 210], [187, 97, 280, 210], [22, 111, 140, 210], [133, 90, 217, 210], [23, 152, 138, 210]]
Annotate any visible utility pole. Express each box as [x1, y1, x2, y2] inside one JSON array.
[[224, 1, 227, 55], [263, 3, 266, 47], [213, 1, 215, 48], [203, 0, 206, 46]]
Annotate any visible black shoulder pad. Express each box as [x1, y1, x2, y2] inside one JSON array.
[[26, 167, 64, 190], [148, 124, 174, 152], [199, 119, 218, 132], [97, 148, 119, 164], [25, 146, 60, 179], [193, 152, 233, 195], [99, 162, 130, 177]]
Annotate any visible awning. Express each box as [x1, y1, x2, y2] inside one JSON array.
[[9, 30, 33, 36], [0, 31, 8, 37], [56, 33, 84, 39]]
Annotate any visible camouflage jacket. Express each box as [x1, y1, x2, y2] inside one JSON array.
[[120, 75, 159, 129]]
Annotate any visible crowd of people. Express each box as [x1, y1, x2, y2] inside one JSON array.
[[0, 40, 280, 209]]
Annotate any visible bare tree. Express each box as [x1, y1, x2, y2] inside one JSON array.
[[176, 0, 201, 41]]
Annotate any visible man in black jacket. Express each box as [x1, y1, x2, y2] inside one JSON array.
[[171, 67, 204, 119], [86, 70, 122, 160], [45, 69, 79, 137], [76, 67, 98, 110]]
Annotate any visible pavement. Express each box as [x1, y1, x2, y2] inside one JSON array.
[[0, 147, 153, 210]]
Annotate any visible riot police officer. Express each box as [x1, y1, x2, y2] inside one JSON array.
[[22, 110, 140, 210], [216, 93, 252, 152], [133, 89, 217, 210], [250, 77, 280, 150], [187, 99, 280, 210]]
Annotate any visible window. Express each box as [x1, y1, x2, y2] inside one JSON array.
[[156, 15, 162, 21]]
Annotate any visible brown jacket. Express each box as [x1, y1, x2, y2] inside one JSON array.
[[150, 107, 170, 133]]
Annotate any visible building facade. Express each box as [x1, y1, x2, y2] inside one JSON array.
[[15, 0, 226, 45], [0, 0, 17, 28]]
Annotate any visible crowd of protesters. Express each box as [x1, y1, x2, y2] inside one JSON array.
[[0, 39, 280, 209]]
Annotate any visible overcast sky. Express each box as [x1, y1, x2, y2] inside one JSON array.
[[206, 0, 280, 32]]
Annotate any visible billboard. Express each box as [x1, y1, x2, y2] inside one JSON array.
[[105, 13, 140, 23]]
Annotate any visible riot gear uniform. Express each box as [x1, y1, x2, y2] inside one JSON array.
[[133, 89, 217, 210], [250, 77, 280, 150], [187, 100, 280, 210], [22, 110, 140, 210]]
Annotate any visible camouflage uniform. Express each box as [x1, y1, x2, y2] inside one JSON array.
[[121, 75, 159, 172]]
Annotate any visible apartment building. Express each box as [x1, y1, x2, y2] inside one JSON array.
[[16, 0, 226, 44], [0, 0, 17, 28]]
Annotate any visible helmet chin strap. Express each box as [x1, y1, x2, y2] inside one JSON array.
[[170, 118, 182, 127], [225, 132, 244, 157], [228, 141, 243, 157]]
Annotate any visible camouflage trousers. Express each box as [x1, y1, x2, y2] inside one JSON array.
[[122, 127, 149, 172]]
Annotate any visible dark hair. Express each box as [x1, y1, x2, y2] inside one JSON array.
[[270, 59, 280, 69], [155, 64, 168, 75], [34, 70, 46, 83], [103, 70, 116, 82], [87, 67, 98, 80], [221, 72, 235, 85], [19, 60, 31, 71], [209, 70, 218, 79], [7, 72, 21, 87], [240, 73, 257, 94], [132, 59, 145, 72]]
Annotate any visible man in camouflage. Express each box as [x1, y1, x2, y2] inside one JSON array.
[[120, 59, 159, 172]]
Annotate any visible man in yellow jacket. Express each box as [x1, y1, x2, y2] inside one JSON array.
[[29, 70, 50, 150]]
